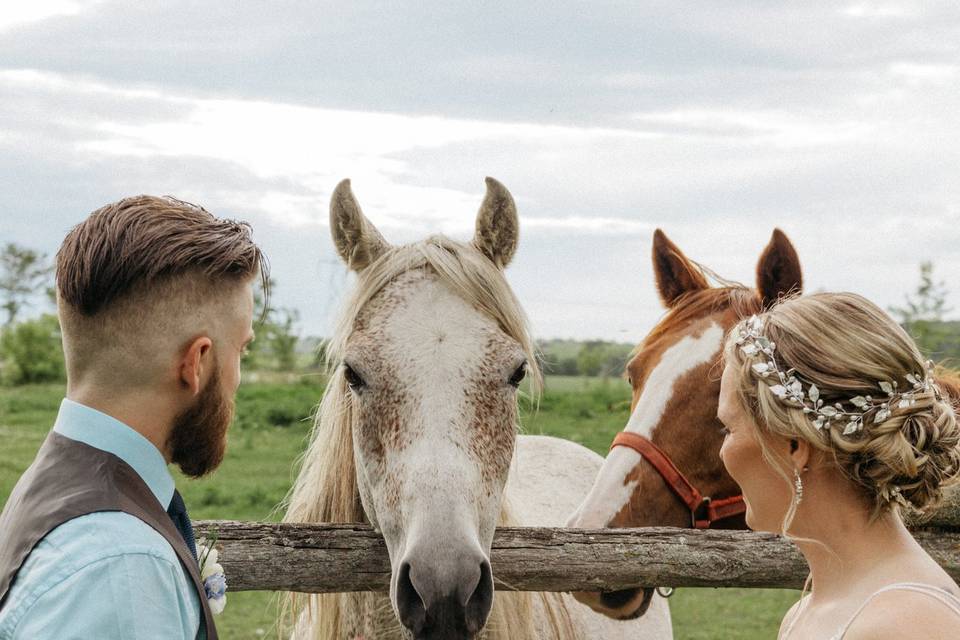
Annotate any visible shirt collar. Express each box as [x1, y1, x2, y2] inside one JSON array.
[[53, 398, 176, 509]]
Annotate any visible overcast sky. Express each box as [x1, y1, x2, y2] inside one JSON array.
[[1, 1, 958, 341]]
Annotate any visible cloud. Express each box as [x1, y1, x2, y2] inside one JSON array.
[[0, 0, 103, 33], [888, 61, 958, 83], [842, 3, 917, 18], [630, 108, 874, 148], [1, 3, 960, 340], [1, 69, 670, 236]]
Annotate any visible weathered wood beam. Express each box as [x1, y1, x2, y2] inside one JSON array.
[[907, 485, 960, 528], [193, 521, 960, 593]]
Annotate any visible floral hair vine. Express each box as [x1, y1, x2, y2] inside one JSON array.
[[735, 315, 941, 437]]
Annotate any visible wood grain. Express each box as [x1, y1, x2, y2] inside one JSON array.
[[192, 521, 960, 593]]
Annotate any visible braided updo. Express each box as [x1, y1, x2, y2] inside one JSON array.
[[724, 292, 960, 518]]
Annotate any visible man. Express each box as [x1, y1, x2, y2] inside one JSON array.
[[0, 195, 267, 639]]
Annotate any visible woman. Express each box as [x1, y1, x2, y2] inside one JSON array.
[[718, 292, 960, 639]]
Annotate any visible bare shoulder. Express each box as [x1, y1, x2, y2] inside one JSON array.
[[844, 587, 960, 640]]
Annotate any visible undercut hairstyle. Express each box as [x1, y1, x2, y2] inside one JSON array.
[[56, 195, 268, 386]]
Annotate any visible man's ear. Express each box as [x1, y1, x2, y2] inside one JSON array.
[[179, 336, 213, 396]]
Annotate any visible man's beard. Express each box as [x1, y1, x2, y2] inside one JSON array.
[[169, 368, 234, 478]]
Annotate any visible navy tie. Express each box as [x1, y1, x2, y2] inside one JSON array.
[[167, 489, 198, 561]]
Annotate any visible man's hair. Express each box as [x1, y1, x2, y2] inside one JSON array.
[[56, 195, 268, 386], [57, 195, 267, 315]]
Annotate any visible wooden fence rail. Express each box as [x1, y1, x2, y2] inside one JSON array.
[[193, 521, 960, 593]]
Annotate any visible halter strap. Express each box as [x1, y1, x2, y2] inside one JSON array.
[[611, 431, 746, 529]]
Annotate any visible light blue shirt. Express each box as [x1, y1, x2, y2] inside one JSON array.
[[0, 399, 202, 640]]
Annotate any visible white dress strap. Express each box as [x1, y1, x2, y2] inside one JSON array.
[[779, 594, 809, 639], [835, 582, 960, 639]]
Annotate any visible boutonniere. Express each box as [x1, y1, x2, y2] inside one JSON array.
[[197, 535, 227, 615]]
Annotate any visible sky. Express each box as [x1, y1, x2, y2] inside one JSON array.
[[1, 1, 958, 341]]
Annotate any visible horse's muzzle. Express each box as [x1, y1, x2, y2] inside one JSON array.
[[572, 586, 656, 620], [396, 557, 494, 639]]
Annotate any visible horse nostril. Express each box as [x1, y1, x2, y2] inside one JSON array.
[[395, 556, 493, 638], [396, 562, 427, 635], [463, 560, 494, 634]]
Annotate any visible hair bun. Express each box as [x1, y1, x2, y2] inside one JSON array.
[[859, 393, 960, 513]]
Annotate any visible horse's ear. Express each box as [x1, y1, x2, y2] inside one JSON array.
[[756, 228, 803, 307], [329, 179, 390, 271], [473, 177, 519, 269], [652, 229, 709, 307]]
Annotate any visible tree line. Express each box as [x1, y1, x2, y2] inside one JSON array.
[[0, 243, 957, 386]]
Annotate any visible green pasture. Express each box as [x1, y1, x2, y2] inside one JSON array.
[[0, 379, 798, 639]]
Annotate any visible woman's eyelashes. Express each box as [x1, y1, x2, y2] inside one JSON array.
[[717, 416, 730, 435]]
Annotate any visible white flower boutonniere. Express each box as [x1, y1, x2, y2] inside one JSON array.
[[197, 536, 227, 615]]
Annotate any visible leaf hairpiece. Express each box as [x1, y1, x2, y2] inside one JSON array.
[[735, 315, 940, 437]]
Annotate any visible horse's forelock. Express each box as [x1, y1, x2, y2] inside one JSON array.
[[327, 236, 541, 390]]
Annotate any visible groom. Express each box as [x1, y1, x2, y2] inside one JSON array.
[[0, 195, 266, 639]]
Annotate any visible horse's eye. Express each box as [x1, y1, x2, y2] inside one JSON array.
[[508, 362, 527, 388], [343, 364, 366, 390]]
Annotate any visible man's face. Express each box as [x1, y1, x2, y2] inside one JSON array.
[[219, 280, 256, 396], [169, 281, 255, 478]]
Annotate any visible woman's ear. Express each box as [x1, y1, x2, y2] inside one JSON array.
[[788, 437, 811, 473]]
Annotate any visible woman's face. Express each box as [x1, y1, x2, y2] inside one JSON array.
[[718, 362, 794, 532]]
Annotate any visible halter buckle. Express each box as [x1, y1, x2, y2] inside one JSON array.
[[692, 496, 712, 529]]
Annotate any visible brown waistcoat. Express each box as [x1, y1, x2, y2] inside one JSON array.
[[0, 431, 217, 639]]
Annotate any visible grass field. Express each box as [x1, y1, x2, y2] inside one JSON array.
[[0, 378, 798, 638]]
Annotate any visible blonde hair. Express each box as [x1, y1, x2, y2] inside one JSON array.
[[281, 235, 575, 639], [724, 292, 960, 523]]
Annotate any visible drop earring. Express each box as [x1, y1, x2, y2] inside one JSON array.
[[794, 469, 804, 506]]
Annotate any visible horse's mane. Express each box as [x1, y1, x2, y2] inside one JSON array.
[[935, 366, 960, 407], [281, 235, 573, 639], [639, 285, 764, 353]]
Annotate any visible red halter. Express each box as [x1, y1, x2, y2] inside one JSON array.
[[611, 431, 746, 529]]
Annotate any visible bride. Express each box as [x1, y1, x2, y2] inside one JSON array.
[[717, 292, 960, 639]]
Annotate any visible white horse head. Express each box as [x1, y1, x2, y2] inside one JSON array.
[[286, 178, 540, 639]]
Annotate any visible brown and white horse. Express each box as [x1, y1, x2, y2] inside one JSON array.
[[567, 228, 804, 619], [284, 179, 672, 639], [567, 229, 960, 621]]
